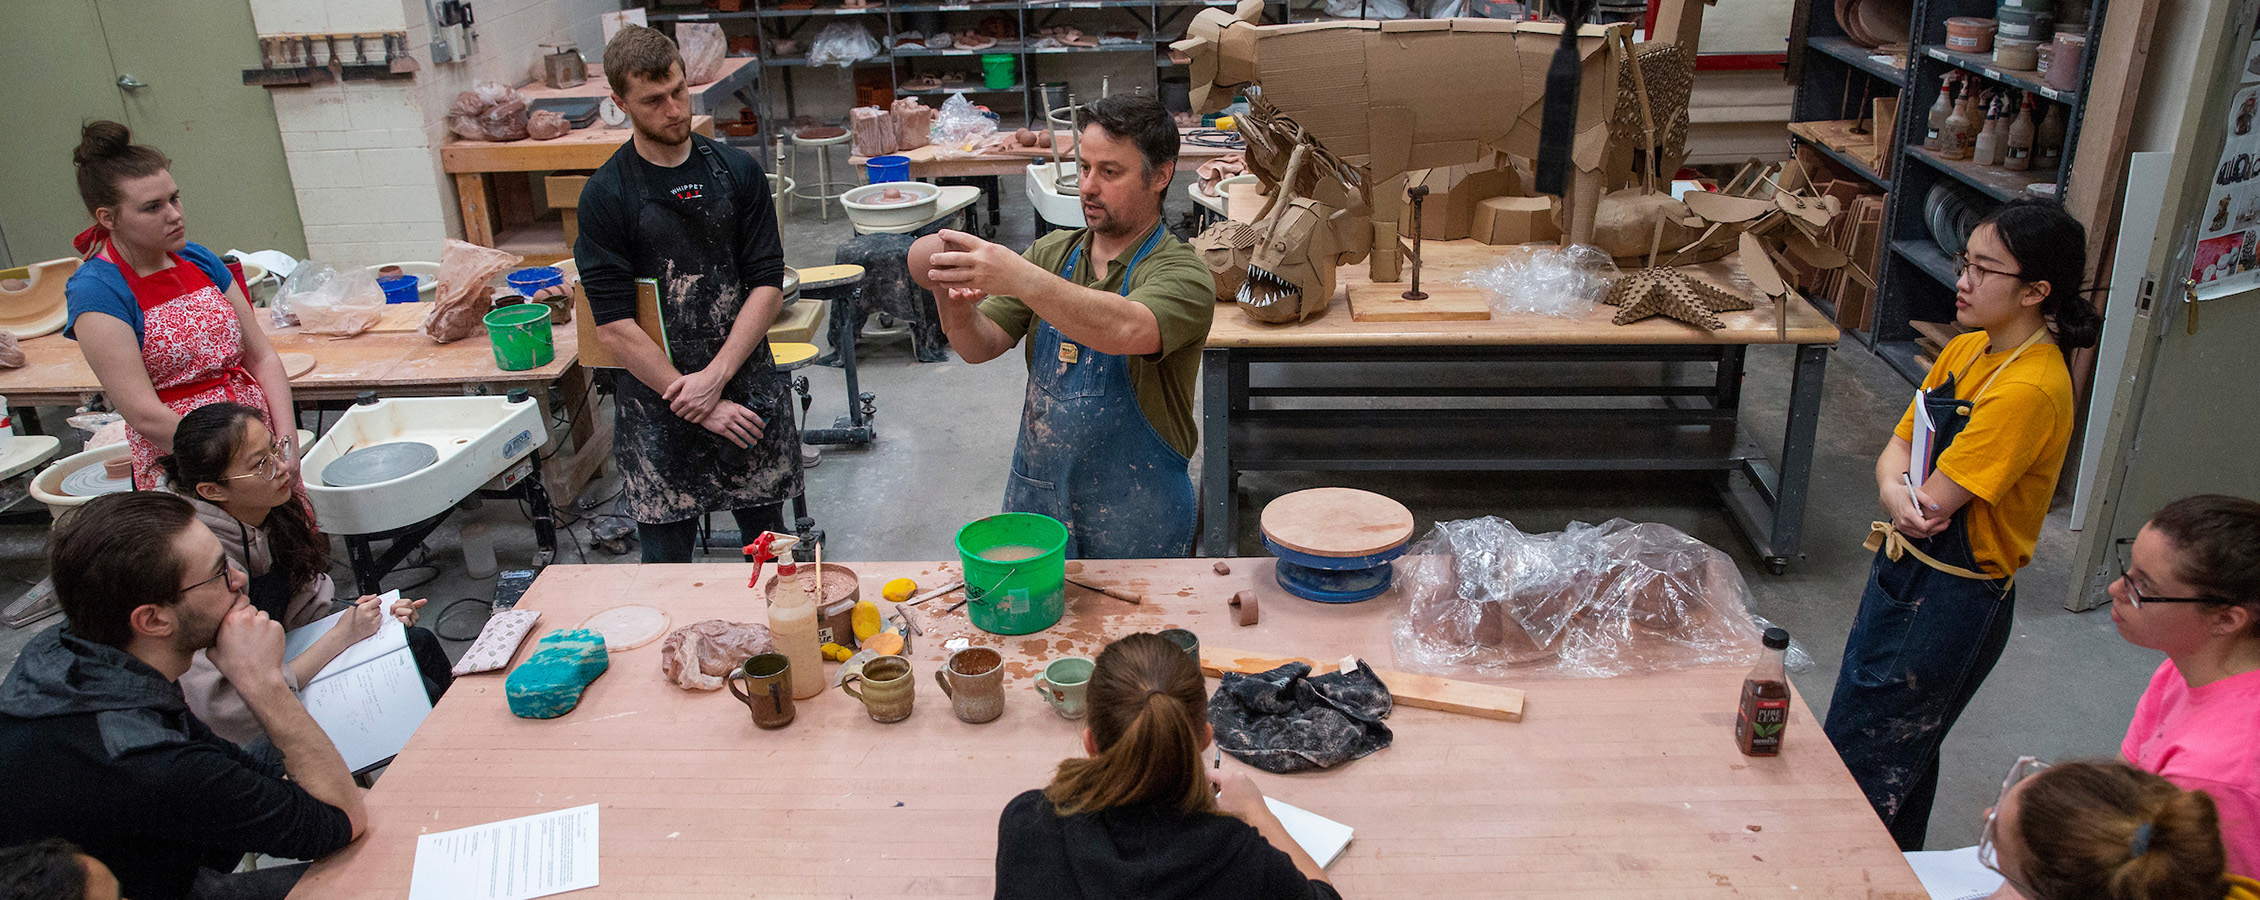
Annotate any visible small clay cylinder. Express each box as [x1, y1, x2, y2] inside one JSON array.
[[1229, 590, 1259, 627], [102, 456, 133, 481], [378, 265, 404, 280], [1213, 561, 1231, 575]]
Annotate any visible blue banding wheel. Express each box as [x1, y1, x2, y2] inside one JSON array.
[[1274, 558, 1394, 603]]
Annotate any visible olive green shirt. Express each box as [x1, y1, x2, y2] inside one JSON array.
[[975, 223, 1215, 458]]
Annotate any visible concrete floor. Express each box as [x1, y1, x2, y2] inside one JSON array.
[[0, 159, 2162, 852]]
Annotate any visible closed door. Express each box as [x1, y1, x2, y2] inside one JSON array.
[[0, 0, 306, 265]]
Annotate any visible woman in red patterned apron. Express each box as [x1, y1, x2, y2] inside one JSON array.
[[62, 121, 298, 489]]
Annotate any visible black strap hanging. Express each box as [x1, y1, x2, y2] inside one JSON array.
[[1534, 0, 1595, 197]]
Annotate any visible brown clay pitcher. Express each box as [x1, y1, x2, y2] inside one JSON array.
[[933, 646, 1005, 723], [726, 653, 794, 729], [840, 654, 915, 723]]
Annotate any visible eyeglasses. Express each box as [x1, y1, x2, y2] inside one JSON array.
[[178, 556, 242, 596], [1953, 253, 2025, 284], [1977, 756, 2051, 892], [2114, 538, 2219, 607], [219, 437, 291, 483]]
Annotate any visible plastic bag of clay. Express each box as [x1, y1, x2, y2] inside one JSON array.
[[891, 98, 934, 149], [0, 332, 21, 369], [930, 92, 999, 159], [1390, 516, 1808, 680], [526, 108, 572, 140], [807, 22, 881, 67], [660, 620, 776, 691], [422, 239, 523, 343], [1325, 0, 1408, 18], [679, 22, 726, 84], [279, 262, 384, 336], [1463, 244, 1617, 318], [848, 105, 897, 157]]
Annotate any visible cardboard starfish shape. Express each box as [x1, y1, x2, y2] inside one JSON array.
[[1602, 265, 1753, 330]]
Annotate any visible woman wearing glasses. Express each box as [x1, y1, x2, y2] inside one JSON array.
[[162, 403, 450, 746], [2114, 495, 2260, 877], [1825, 198, 2106, 850], [1977, 758, 2257, 900]]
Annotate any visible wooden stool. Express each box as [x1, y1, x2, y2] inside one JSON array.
[[1259, 488, 1415, 604], [788, 127, 853, 221]]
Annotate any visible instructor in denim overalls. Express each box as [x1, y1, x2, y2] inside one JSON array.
[[917, 95, 1215, 558]]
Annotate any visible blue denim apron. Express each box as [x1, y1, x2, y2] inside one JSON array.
[[1824, 328, 2045, 850], [1001, 226, 1196, 558]]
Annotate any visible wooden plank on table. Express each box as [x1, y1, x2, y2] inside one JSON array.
[[440, 119, 710, 174], [1225, 181, 1267, 223], [1346, 284, 1492, 322], [1200, 646, 1526, 722]]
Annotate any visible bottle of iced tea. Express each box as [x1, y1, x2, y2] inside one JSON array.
[[1735, 628, 1793, 757]]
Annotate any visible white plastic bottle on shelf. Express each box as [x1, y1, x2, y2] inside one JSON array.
[[1973, 97, 2004, 166], [2006, 93, 2037, 172], [764, 540, 826, 700], [2034, 101, 2067, 171], [1925, 76, 1956, 151]]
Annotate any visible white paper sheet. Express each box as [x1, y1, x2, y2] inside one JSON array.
[[1904, 846, 2003, 900], [282, 591, 432, 771], [410, 805, 600, 900], [1266, 797, 1354, 868]]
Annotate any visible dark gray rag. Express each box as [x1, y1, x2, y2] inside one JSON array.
[[1209, 661, 1393, 774]]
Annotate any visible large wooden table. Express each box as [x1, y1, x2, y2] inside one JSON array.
[[1202, 241, 1839, 572], [441, 118, 717, 264], [291, 558, 1924, 899]]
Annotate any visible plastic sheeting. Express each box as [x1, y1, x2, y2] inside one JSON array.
[[1392, 517, 1807, 680], [1463, 244, 1616, 318]]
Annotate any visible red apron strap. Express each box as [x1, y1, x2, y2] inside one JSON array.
[[156, 365, 254, 405]]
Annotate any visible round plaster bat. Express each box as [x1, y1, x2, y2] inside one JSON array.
[[580, 605, 671, 651]]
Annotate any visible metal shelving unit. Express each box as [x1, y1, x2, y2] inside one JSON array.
[[1790, 0, 2109, 383]]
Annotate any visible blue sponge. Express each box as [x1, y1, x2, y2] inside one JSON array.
[[506, 628, 610, 719]]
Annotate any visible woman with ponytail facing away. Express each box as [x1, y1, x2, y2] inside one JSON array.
[[1979, 759, 2258, 900], [1827, 198, 2105, 849], [995, 633, 1338, 900]]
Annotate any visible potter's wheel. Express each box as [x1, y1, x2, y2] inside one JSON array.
[[322, 441, 440, 488], [59, 463, 132, 498], [862, 189, 923, 206]]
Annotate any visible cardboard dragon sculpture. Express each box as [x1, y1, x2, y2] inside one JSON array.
[[1179, 0, 1849, 328]]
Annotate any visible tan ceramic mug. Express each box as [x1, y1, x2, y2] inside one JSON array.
[[934, 646, 1005, 723], [840, 654, 915, 723]]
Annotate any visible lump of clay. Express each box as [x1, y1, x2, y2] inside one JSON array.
[[526, 109, 571, 140], [1035, 130, 1053, 148], [506, 629, 610, 718], [880, 187, 906, 202], [660, 620, 775, 691], [1015, 128, 1036, 147], [0, 332, 21, 369]]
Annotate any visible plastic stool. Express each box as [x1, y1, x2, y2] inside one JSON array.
[[789, 126, 853, 221], [770, 341, 819, 370]]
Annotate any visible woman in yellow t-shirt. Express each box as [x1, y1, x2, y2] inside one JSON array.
[[1825, 199, 2105, 850]]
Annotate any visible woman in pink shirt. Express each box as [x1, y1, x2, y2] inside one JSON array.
[[2114, 494, 2260, 878]]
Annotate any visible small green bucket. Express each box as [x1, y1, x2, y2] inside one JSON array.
[[980, 53, 1017, 90], [955, 513, 1068, 635], [485, 302, 555, 371]]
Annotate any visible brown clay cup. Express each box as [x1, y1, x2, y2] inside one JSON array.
[[841, 654, 915, 723], [934, 646, 1005, 723], [726, 653, 795, 729]]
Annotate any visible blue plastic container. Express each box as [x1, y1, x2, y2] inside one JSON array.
[[506, 266, 565, 298], [378, 275, 420, 304], [865, 155, 910, 185]]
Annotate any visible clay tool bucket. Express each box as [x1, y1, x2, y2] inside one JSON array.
[[954, 513, 1068, 635], [484, 303, 555, 371]]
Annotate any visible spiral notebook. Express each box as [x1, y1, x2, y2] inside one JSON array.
[[282, 591, 434, 772]]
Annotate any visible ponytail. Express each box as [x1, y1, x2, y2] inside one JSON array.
[[2016, 760, 2231, 900], [1044, 633, 1218, 817], [1980, 198, 2103, 350], [72, 120, 169, 214]]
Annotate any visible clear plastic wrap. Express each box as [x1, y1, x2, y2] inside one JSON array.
[[807, 22, 881, 67], [678, 23, 726, 84], [1391, 517, 1808, 680], [1463, 244, 1617, 318], [277, 262, 383, 336], [929, 92, 1000, 159], [447, 82, 530, 141]]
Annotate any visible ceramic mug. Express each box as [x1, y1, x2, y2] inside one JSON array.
[[841, 654, 915, 723], [726, 653, 795, 729], [1158, 629, 1200, 670], [1034, 656, 1094, 719], [934, 646, 1005, 724]]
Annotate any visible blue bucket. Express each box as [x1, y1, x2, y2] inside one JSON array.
[[378, 275, 419, 304], [865, 155, 910, 185], [506, 266, 565, 299]]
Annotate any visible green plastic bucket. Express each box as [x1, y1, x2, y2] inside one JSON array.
[[980, 53, 1017, 90], [954, 513, 1068, 635], [484, 302, 555, 371]]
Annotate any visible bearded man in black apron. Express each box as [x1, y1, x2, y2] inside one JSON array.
[[575, 26, 800, 562]]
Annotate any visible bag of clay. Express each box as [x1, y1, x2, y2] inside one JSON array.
[[1390, 517, 1807, 680], [659, 620, 777, 691], [447, 82, 531, 141], [679, 22, 726, 84], [890, 97, 934, 150], [848, 105, 897, 157], [0, 332, 22, 369], [929, 92, 999, 159], [807, 22, 881, 67], [422, 239, 523, 343], [526, 108, 572, 140], [279, 262, 384, 336]]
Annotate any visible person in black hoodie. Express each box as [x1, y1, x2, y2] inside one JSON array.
[[995, 632, 1340, 900], [0, 492, 364, 900]]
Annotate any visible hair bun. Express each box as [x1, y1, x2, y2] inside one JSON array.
[[74, 121, 134, 168]]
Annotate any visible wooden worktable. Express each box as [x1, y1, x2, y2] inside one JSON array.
[[855, 128, 1242, 179], [290, 558, 1924, 899], [441, 119, 716, 263]]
